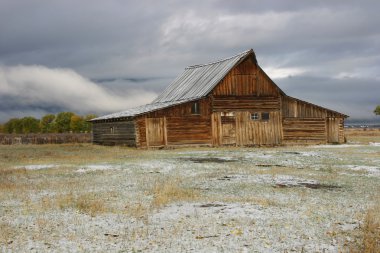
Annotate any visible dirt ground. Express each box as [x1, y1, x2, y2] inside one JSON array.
[[1, 130, 379, 252]]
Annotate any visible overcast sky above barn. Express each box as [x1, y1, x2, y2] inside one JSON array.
[[0, 0, 379, 122]]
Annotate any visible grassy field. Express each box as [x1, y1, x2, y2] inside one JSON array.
[[0, 130, 379, 252]]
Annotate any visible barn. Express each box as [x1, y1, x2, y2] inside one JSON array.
[[90, 49, 348, 147]]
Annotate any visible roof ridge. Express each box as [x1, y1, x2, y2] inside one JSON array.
[[185, 49, 252, 69]]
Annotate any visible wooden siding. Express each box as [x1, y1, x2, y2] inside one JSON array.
[[327, 117, 345, 143], [282, 118, 326, 144], [212, 111, 282, 146], [338, 118, 345, 143], [282, 96, 345, 118], [212, 96, 280, 111], [146, 117, 166, 147], [236, 111, 282, 145], [92, 120, 136, 146], [212, 58, 280, 97], [166, 116, 211, 145], [135, 117, 146, 148], [135, 98, 212, 148]]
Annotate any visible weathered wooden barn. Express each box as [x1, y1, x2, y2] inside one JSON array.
[[91, 49, 348, 147]]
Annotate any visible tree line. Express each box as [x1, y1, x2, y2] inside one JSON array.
[[0, 112, 97, 134]]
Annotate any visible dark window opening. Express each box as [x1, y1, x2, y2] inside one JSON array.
[[261, 112, 270, 121], [251, 113, 259, 120], [191, 102, 200, 115]]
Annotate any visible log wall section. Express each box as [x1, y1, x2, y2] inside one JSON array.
[[212, 96, 280, 111], [92, 120, 136, 146], [282, 118, 327, 144], [282, 96, 346, 143], [135, 98, 212, 148]]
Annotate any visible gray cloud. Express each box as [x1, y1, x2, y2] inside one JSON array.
[[0, 0, 379, 122], [0, 65, 157, 121]]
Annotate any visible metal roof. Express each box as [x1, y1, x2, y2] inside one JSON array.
[[91, 99, 194, 121], [92, 49, 253, 121], [153, 49, 252, 103]]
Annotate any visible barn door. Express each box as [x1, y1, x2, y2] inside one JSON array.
[[221, 113, 236, 145], [327, 118, 339, 143], [146, 117, 166, 147]]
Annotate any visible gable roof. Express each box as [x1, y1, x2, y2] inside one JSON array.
[[153, 49, 253, 103], [92, 49, 254, 121]]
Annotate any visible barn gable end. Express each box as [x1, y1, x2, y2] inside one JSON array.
[[91, 49, 348, 147]]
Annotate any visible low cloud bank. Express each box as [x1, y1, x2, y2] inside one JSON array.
[[0, 65, 157, 121]]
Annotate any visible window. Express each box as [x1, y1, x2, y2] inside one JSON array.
[[191, 102, 200, 115], [110, 127, 114, 134], [251, 113, 259, 120], [261, 112, 270, 121]]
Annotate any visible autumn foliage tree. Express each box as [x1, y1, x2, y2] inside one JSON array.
[[40, 114, 56, 133], [54, 112, 75, 133], [374, 105, 380, 115], [2, 112, 97, 134]]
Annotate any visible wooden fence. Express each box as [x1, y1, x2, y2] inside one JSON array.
[[0, 133, 92, 145]]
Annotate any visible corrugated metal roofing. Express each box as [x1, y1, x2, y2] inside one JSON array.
[[92, 49, 253, 121], [153, 49, 252, 103], [91, 99, 194, 121]]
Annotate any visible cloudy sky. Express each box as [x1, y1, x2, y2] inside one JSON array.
[[1, 0, 379, 122]]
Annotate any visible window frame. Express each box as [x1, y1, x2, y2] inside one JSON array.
[[261, 112, 270, 121], [191, 102, 201, 115], [250, 112, 259, 120]]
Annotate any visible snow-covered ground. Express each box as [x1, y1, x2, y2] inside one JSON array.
[[1, 143, 379, 252]]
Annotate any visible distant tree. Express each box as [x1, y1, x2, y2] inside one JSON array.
[[55, 112, 74, 133], [4, 118, 23, 134], [40, 114, 56, 133], [374, 105, 380, 115], [21, 117, 40, 133], [0, 124, 4, 133], [82, 114, 97, 132], [70, 114, 84, 132]]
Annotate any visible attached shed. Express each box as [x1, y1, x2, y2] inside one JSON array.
[[91, 49, 348, 147]]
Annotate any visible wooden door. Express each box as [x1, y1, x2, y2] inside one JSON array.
[[327, 118, 339, 143], [146, 118, 165, 147], [221, 115, 236, 145]]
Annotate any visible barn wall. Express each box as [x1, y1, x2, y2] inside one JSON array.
[[282, 118, 327, 145], [212, 58, 280, 97], [211, 111, 282, 146], [92, 119, 136, 146], [212, 96, 280, 111], [135, 98, 212, 148], [282, 96, 328, 118], [326, 117, 345, 143], [236, 111, 282, 146], [281, 96, 346, 143]]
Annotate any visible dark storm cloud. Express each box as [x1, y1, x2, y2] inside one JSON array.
[[0, 0, 379, 122]]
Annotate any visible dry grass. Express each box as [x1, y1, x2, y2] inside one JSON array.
[[345, 128, 380, 144], [43, 192, 106, 217], [124, 202, 151, 220], [0, 167, 27, 189], [346, 197, 380, 253], [0, 222, 16, 244], [151, 178, 199, 208]]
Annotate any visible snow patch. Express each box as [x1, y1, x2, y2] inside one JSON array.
[[15, 164, 58, 170], [369, 142, 380, 146], [312, 144, 363, 148], [76, 164, 121, 173], [344, 165, 380, 177]]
